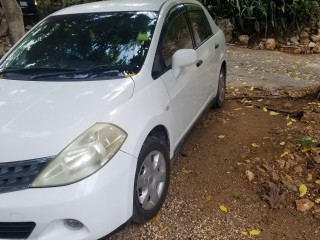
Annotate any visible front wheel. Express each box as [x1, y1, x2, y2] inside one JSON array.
[[213, 66, 226, 108], [132, 136, 170, 223]]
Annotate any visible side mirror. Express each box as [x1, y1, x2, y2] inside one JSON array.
[[172, 49, 197, 78]]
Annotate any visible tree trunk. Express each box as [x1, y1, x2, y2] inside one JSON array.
[[0, 0, 25, 44]]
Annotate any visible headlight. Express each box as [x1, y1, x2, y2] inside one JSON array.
[[32, 123, 127, 187]]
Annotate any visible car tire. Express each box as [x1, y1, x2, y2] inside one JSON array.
[[213, 66, 226, 108], [132, 136, 170, 224]]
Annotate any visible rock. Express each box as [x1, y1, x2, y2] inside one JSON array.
[[272, 172, 280, 182], [239, 35, 250, 45], [277, 159, 286, 169], [259, 42, 265, 50], [293, 48, 302, 54], [265, 38, 276, 50], [245, 170, 254, 182], [313, 44, 320, 53], [283, 102, 293, 109], [296, 199, 315, 212], [300, 38, 311, 46], [290, 36, 300, 46], [282, 180, 298, 192], [294, 154, 305, 162], [294, 166, 303, 173], [303, 27, 311, 32], [285, 159, 296, 169], [300, 31, 309, 39], [314, 156, 320, 164], [313, 209, 320, 220], [261, 164, 272, 172], [264, 100, 271, 106], [308, 42, 317, 49], [216, 19, 234, 43], [311, 34, 320, 42]]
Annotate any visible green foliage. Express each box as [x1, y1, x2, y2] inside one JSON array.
[[200, 0, 320, 38], [301, 136, 318, 148], [37, 0, 102, 17]]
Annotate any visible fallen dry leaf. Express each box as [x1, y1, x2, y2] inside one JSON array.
[[279, 142, 286, 146], [301, 148, 311, 153], [245, 170, 254, 182], [315, 198, 320, 204], [281, 150, 289, 158], [207, 196, 213, 202], [160, 226, 168, 233], [151, 213, 160, 224], [218, 135, 225, 139], [181, 169, 194, 174], [299, 184, 307, 197], [270, 111, 280, 116], [219, 205, 228, 213], [251, 143, 259, 148], [315, 180, 320, 184], [263, 107, 268, 112], [249, 230, 261, 236], [241, 231, 248, 236], [261, 182, 286, 209]]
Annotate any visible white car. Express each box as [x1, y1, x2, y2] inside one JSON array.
[[0, 0, 226, 239]]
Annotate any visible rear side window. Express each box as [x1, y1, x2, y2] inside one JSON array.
[[187, 10, 212, 47]]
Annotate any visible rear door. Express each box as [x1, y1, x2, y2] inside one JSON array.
[[186, 4, 220, 101]]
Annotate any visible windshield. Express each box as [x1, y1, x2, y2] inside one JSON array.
[[0, 11, 158, 80]]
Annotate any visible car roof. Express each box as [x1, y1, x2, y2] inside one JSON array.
[[53, 0, 170, 15]]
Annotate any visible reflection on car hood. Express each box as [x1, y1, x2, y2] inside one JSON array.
[[0, 77, 134, 162]]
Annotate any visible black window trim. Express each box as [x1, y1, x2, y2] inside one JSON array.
[[152, 4, 190, 80]]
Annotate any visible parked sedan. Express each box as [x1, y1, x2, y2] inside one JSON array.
[[0, 0, 226, 239], [16, 0, 40, 23]]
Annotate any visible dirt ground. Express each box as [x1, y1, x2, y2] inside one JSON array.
[[108, 47, 320, 240]]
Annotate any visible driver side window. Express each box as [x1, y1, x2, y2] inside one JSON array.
[[152, 6, 193, 79], [161, 13, 193, 67]]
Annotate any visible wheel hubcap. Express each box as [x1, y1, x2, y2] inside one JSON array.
[[219, 71, 225, 103], [136, 150, 166, 210]]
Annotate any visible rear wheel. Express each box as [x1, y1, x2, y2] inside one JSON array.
[[213, 66, 226, 108], [132, 136, 170, 223]]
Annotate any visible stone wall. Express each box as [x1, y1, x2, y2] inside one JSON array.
[[228, 19, 320, 54]]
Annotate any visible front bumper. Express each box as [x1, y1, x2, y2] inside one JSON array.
[[0, 151, 137, 240]]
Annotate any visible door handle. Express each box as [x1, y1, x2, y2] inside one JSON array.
[[196, 60, 203, 67], [215, 43, 220, 49]]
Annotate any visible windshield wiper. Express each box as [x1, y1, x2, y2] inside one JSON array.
[[0, 67, 78, 76], [29, 64, 139, 80]]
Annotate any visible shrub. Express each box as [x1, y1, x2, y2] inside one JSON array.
[[37, 0, 101, 17], [200, 0, 320, 39]]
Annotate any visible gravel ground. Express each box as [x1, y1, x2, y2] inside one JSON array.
[[107, 47, 320, 240], [227, 45, 320, 90]]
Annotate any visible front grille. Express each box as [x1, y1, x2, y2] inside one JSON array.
[[0, 222, 36, 239], [0, 157, 53, 194]]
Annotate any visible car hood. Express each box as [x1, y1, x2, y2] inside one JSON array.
[[0, 78, 134, 162]]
